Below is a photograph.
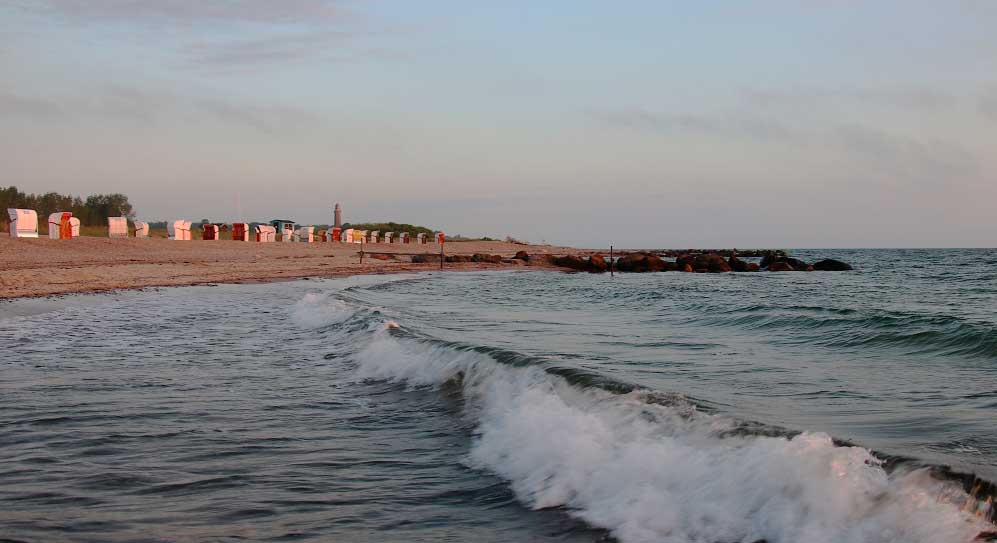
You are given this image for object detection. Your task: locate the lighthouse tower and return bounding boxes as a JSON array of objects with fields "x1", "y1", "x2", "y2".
[{"x1": 334, "y1": 203, "x2": 342, "y2": 228}]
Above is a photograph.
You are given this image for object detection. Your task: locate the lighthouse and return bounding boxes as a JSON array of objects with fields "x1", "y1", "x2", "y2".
[{"x1": 334, "y1": 203, "x2": 342, "y2": 228}]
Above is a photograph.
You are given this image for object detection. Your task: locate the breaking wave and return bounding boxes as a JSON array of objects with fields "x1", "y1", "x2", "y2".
[{"x1": 347, "y1": 321, "x2": 993, "y2": 543}]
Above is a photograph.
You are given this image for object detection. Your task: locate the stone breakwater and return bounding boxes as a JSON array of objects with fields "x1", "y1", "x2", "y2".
[{"x1": 545, "y1": 250, "x2": 854, "y2": 274}]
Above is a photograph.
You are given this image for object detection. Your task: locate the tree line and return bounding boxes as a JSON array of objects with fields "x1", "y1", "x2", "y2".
[{"x1": 1, "y1": 186, "x2": 135, "y2": 229}]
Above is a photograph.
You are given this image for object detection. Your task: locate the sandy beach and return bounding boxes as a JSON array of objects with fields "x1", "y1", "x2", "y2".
[{"x1": 0, "y1": 237, "x2": 586, "y2": 299}]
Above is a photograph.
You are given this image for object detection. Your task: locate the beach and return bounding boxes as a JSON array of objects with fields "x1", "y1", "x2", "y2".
[{"x1": 0, "y1": 237, "x2": 584, "y2": 299}]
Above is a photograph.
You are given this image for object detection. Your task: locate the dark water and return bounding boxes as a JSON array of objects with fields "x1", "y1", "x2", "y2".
[{"x1": 1, "y1": 249, "x2": 995, "y2": 542}]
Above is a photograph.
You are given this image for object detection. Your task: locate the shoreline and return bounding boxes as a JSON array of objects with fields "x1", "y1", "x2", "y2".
[{"x1": 0, "y1": 237, "x2": 581, "y2": 300}]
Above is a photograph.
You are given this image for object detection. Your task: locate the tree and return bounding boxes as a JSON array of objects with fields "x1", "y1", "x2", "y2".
[{"x1": 83, "y1": 193, "x2": 134, "y2": 224}]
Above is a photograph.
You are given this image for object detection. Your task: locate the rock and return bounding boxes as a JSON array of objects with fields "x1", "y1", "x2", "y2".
[
  {"x1": 675, "y1": 254, "x2": 696, "y2": 270},
  {"x1": 553, "y1": 255, "x2": 589, "y2": 271},
  {"x1": 769, "y1": 261, "x2": 794, "y2": 272},
  {"x1": 746, "y1": 262, "x2": 760, "y2": 272},
  {"x1": 411, "y1": 253, "x2": 441, "y2": 263},
  {"x1": 616, "y1": 252, "x2": 673, "y2": 272},
  {"x1": 783, "y1": 257, "x2": 809, "y2": 270},
  {"x1": 813, "y1": 258, "x2": 853, "y2": 271},
  {"x1": 693, "y1": 253, "x2": 731, "y2": 273},
  {"x1": 472, "y1": 253, "x2": 503, "y2": 264},
  {"x1": 728, "y1": 255, "x2": 749, "y2": 272},
  {"x1": 369, "y1": 253, "x2": 394, "y2": 261},
  {"x1": 526, "y1": 254, "x2": 555, "y2": 266},
  {"x1": 512, "y1": 250, "x2": 530, "y2": 261},
  {"x1": 760, "y1": 252, "x2": 778, "y2": 269},
  {"x1": 681, "y1": 264, "x2": 693, "y2": 273},
  {"x1": 445, "y1": 254, "x2": 474, "y2": 263},
  {"x1": 588, "y1": 254, "x2": 608, "y2": 273}
]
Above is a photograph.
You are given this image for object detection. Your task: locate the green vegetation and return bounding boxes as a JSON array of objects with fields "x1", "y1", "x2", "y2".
[
  {"x1": 1, "y1": 186, "x2": 135, "y2": 231},
  {"x1": 342, "y1": 222, "x2": 436, "y2": 237}
]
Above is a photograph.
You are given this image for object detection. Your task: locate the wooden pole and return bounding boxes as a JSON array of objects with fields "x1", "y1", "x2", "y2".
[
  {"x1": 610, "y1": 245, "x2": 614, "y2": 277},
  {"x1": 440, "y1": 237, "x2": 444, "y2": 270},
  {"x1": 360, "y1": 236, "x2": 364, "y2": 264}
]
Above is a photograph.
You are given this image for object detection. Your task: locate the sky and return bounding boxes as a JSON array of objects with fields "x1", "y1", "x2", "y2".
[{"x1": 1, "y1": 1, "x2": 995, "y2": 248}]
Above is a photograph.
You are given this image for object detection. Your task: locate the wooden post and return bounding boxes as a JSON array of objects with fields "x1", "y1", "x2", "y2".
[
  {"x1": 440, "y1": 237, "x2": 444, "y2": 270},
  {"x1": 360, "y1": 236, "x2": 365, "y2": 264},
  {"x1": 610, "y1": 245, "x2": 614, "y2": 277}
]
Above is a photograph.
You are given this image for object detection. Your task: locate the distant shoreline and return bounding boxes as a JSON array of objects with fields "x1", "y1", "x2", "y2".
[{"x1": 0, "y1": 237, "x2": 582, "y2": 300}]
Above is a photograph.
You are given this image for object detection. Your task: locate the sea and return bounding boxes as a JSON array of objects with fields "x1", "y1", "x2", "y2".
[{"x1": 1, "y1": 248, "x2": 995, "y2": 543}]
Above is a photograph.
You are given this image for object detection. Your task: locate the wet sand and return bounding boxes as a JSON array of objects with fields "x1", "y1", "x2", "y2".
[{"x1": 0, "y1": 237, "x2": 584, "y2": 299}]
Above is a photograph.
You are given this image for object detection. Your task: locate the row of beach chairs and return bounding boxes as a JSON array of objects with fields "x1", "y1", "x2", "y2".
[
  {"x1": 6, "y1": 209, "x2": 445, "y2": 244},
  {"x1": 5, "y1": 209, "x2": 143, "y2": 239}
]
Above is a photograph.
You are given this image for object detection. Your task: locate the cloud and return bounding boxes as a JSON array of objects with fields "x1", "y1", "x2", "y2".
[
  {"x1": 590, "y1": 107, "x2": 979, "y2": 180},
  {"x1": 27, "y1": 0, "x2": 346, "y2": 25},
  {"x1": 743, "y1": 87, "x2": 957, "y2": 111},
  {"x1": 181, "y1": 31, "x2": 354, "y2": 67},
  {"x1": 0, "y1": 91, "x2": 65, "y2": 119},
  {"x1": 15, "y1": 0, "x2": 386, "y2": 68},
  {"x1": 591, "y1": 109, "x2": 798, "y2": 143},
  {"x1": 0, "y1": 86, "x2": 325, "y2": 134}
]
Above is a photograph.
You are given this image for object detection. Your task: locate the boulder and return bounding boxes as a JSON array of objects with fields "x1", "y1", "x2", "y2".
[
  {"x1": 527, "y1": 254, "x2": 556, "y2": 266},
  {"x1": 588, "y1": 254, "x2": 609, "y2": 273},
  {"x1": 512, "y1": 250, "x2": 530, "y2": 261},
  {"x1": 759, "y1": 250, "x2": 790, "y2": 269},
  {"x1": 472, "y1": 253, "x2": 503, "y2": 264},
  {"x1": 728, "y1": 255, "x2": 749, "y2": 272},
  {"x1": 411, "y1": 253, "x2": 441, "y2": 263},
  {"x1": 369, "y1": 253, "x2": 394, "y2": 261},
  {"x1": 813, "y1": 258, "x2": 853, "y2": 271},
  {"x1": 769, "y1": 261, "x2": 794, "y2": 272},
  {"x1": 681, "y1": 264, "x2": 694, "y2": 273},
  {"x1": 693, "y1": 253, "x2": 732, "y2": 273},
  {"x1": 783, "y1": 257, "x2": 809, "y2": 270},
  {"x1": 445, "y1": 254, "x2": 474, "y2": 263},
  {"x1": 746, "y1": 262, "x2": 760, "y2": 272},
  {"x1": 675, "y1": 254, "x2": 696, "y2": 270},
  {"x1": 616, "y1": 252, "x2": 673, "y2": 272},
  {"x1": 553, "y1": 255, "x2": 590, "y2": 272}
]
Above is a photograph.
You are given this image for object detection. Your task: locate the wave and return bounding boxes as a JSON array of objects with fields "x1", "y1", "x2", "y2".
[
  {"x1": 346, "y1": 321, "x2": 993, "y2": 543},
  {"x1": 681, "y1": 305, "x2": 997, "y2": 360}
]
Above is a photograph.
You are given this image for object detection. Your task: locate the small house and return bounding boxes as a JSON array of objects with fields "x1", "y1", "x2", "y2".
[
  {"x1": 69, "y1": 217, "x2": 80, "y2": 238},
  {"x1": 384, "y1": 232, "x2": 394, "y2": 244},
  {"x1": 47, "y1": 212, "x2": 73, "y2": 239},
  {"x1": 358, "y1": 230, "x2": 368, "y2": 244},
  {"x1": 108, "y1": 217, "x2": 129, "y2": 238},
  {"x1": 270, "y1": 220, "x2": 296, "y2": 242},
  {"x1": 133, "y1": 221, "x2": 149, "y2": 238},
  {"x1": 7, "y1": 209, "x2": 38, "y2": 238},
  {"x1": 399, "y1": 232, "x2": 410, "y2": 244},
  {"x1": 330, "y1": 227, "x2": 342, "y2": 242},
  {"x1": 168, "y1": 220, "x2": 192, "y2": 240},
  {"x1": 416, "y1": 232, "x2": 427, "y2": 244},
  {"x1": 202, "y1": 224, "x2": 220, "y2": 240},
  {"x1": 369, "y1": 230, "x2": 379, "y2": 244},
  {"x1": 232, "y1": 223, "x2": 249, "y2": 241},
  {"x1": 255, "y1": 224, "x2": 276, "y2": 242},
  {"x1": 293, "y1": 226, "x2": 314, "y2": 242}
]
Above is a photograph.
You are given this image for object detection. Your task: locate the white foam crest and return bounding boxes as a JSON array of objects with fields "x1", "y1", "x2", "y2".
[
  {"x1": 290, "y1": 292, "x2": 357, "y2": 329},
  {"x1": 353, "y1": 332, "x2": 990, "y2": 543}
]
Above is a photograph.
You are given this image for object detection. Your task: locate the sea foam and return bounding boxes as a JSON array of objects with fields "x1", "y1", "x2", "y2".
[
  {"x1": 290, "y1": 292, "x2": 357, "y2": 329},
  {"x1": 354, "y1": 328, "x2": 990, "y2": 543}
]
